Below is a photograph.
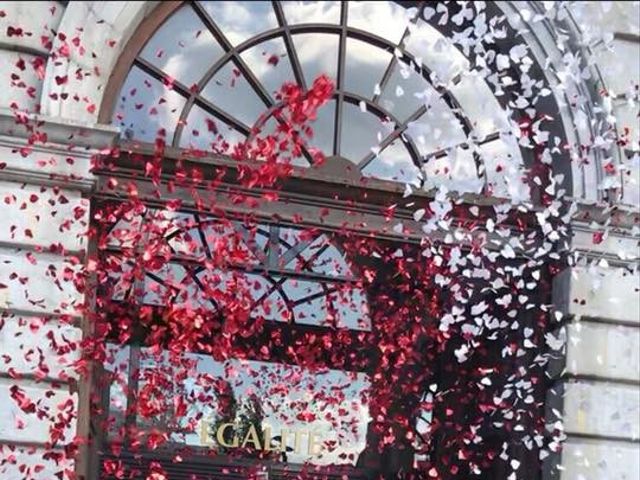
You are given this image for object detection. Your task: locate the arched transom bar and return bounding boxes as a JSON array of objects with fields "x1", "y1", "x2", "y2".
[{"x1": 109, "y1": 1, "x2": 536, "y2": 200}]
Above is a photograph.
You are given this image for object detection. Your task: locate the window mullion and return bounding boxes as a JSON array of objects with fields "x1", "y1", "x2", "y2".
[
  {"x1": 333, "y1": 2, "x2": 349, "y2": 157},
  {"x1": 267, "y1": 225, "x2": 280, "y2": 269},
  {"x1": 372, "y1": 2, "x2": 425, "y2": 104},
  {"x1": 358, "y1": 104, "x2": 427, "y2": 170},
  {"x1": 134, "y1": 56, "x2": 252, "y2": 138},
  {"x1": 272, "y1": 0, "x2": 307, "y2": 90},
  {"x1": 191, "y1": 0, "x2": 275, "y2": 108},
  {"x1": 124, "y1": 345, "x2": 141, "y2": 448}
]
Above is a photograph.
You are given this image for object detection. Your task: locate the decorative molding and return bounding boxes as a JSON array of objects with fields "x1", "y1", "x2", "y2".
[
  {"x1": 0, "y1": 108, "x2": 119, "y2": 149},
  {"x1": 0, "y1": 109, "x2": 119, "y2": 191}
]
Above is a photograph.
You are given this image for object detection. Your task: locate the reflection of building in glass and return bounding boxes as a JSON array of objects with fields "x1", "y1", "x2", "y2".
[{"x1": 105, "y1": 345, "x2": 370, "y2": 466}]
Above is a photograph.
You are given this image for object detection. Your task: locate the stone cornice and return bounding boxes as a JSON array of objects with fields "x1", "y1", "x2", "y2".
[
  {"x1": 0, "y1": 109, "x2": 119, "y2": 151},
  {"x1": 0, "y1": 109, "x2": 120, "y2": 191},
  {"x1": 569, "y1": 198, "x2": 640, "y2": 232}
]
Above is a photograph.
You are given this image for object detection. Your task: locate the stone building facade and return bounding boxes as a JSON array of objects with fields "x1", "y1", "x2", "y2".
[{"x1": 0, "y1": 2, "x2": 637, "y2": 479}]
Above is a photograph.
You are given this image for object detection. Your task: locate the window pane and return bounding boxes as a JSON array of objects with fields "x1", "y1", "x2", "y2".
[
  {"x1": 239, "y1": 37, "x2": 296, "y2": 96},
  {"x1": 180, "y1": 106, "x2": 248, "y2": 153},
  {"x1": 105, "y1": 255, "x2": 133, "y2": 301},
  {"x1": 344, "y1": 38, "x2": 392, "y2": 99},
  {"x1": 423, "y1": 147, "x2": 483, "y2": 194},
  {"x1": 481, "y1": 138, "x2": 530, "y2": 201},
  {"x1": 142, "y1": 263, "x2": 187, "y2": 306},
  {"x1": 593, "y1": 39, "x2": 640, "y2": 94},
  {"x1": 617, "y1": 101, "x2": 640, "y2": 206},
  {"x1": 379, "y1": 61, "x2": 432, "y2": 122},
  {"x1": 309, "y1": 240, "x2": 353, "y2": 278},
  {"x1": 201, "y1": 62, "x2": 267, "y2": 127},
  {"x1": 114, "y1": 66, "x2": 186, "y2": 143},
  {"x1": 252, "y1": 116, "x2": 311, "y2": 167},
  {"x1": 282, "y1": 233, "x2": 352, "y2": 278},
  {"x1": 362, "y1": 139, "x2": 422, "y2": 186},
  {"x1": 340, "y1": 102, "x2": 387, "y2": 163},
  {"x1": 106, "y1": 214, "x2": 145, "y2": 249},
  {"x1": 329, "y1": 285, "x2": 371, "y2": 331},
  {"x1": 139, "y1": 5, "x2": 224, "y2": 87},
  {"x1": 201, "y1": 1, "x2": 278, "y2": 46},
  {"x1": 307, "y1": 99, "x2": 336, "y2": 155},
  {"x1": 283, "y1": 1, "x2": 341, "y2": 25},
  {"x1": 405, "y1": 19, "x2": 469, "y2": 85},
  {"x1": 348, "y1": 1, "x2": 413, "y2": 44},
  {"x1": 449, "y1": 74, "x2": 511, "y2": 140},
  {"x1": 284, "y1": 277, "x2": 325, "y2": 303},
  {"x1": 292, "y1": 33, "x2": 339, "y2": 85},
  {"x1": 108, "y1": 349, "x2": 371, "y2": 465},
  {"x1": 104, "y1": 344, "x2": 130, "y2": 440},
  {"x1": 622, "y1": 153, "x2": 640, "y2": 207},
  {"x1": 405, "y1": 100, "x2": 467, "y2": 157}
]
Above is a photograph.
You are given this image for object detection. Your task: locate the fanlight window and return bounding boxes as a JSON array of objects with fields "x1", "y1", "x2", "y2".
[
  {"x1": 103, "y1": 209, "x2": 370, "y2": 331},
  {"x1": 112, "y1": 1, "x2": 529, "y2": 199}
]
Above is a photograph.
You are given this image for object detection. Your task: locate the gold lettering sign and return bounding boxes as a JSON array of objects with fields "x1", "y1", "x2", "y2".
[
  {"x1": 200, "y1": 421, "x2": 323, "y2": 455},
  {"x1": 241, "y1": 424, "x2": 262, "y2": 449},
  {"x1": 215, "y1": 423, "x2": 238, "y2": 448}
]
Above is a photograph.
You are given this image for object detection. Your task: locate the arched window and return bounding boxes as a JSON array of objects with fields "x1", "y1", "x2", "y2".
[
  {"x1": 104, "y1": 209, "x2": 370, "y2": 330},
  {"x1": 93, "y1": 2, "x2": 564, "y2": 478},
  {"x1": 105, "y1": 1, "x2": 556, "y2": 201}
]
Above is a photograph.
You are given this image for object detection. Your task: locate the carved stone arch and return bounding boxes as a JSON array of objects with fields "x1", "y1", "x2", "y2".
[
  {"x1": 89, "y1": 1, "x2": 581, "y2": 201},
  {"x1": 30, "y1": 1, "x2": 611, "y2": 203},
  {"x1": 497, "y1": 1, "x2": 608, "y2": 203},
  {"x1": 30, "y1": 0, "x2": 619, "y2": 206},
  {"x1": 39, "y1": 1, "x2": 159, "y2": 124}
]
